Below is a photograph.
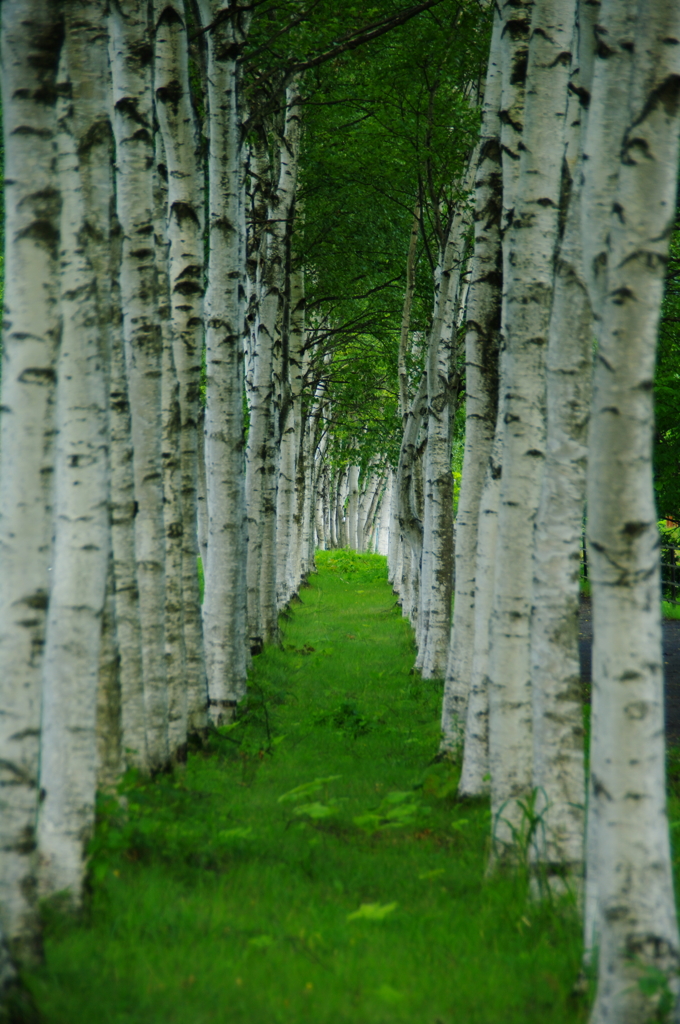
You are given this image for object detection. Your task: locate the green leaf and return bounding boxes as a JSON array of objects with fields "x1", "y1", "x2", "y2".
[
  {"x1": 277, "y1": 776, "x2": 342, "y2": 804},
  {"x1": 347, "y1": 901, "x2": 398, "y2": 922},
  {"x1": 217, "y1": 827, "x2": 253, "y2": 842},
  {"x1": 292, "y1": 801, "x2": 338, "y2": 819},
  {"x1": 375, "y1": 983, "x2": 404, "y2": 1004},
  {"x1": 382, "y1": 790, "x2": 413, "y2": 805},
  {"x1": 450, "y1": 819, "x2": 470, "y2": 833}
]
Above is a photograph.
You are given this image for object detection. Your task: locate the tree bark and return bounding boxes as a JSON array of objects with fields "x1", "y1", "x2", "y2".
[
  {"x1": 155, "y1": 131, "x2": 188, "y2": 763},
  {"x1": 96, "y1": 559, "x2": 122, "y2": 791},
  {"x1": 154, "y1": 0, "x2": 208, "y2": 736},
  {"x1": 580, "y1": 0, "x2": 643, "y2": 956},
  {"x1": 0, "y1": 0, "x2": 62, "y2": 961},
  {"x1": 418, "y1": 167, "x2": 474, "y2": 680},
  {"x1": 488, "y1": 0, "x2": 576, "y2": 857},
  {"x1": 458, "y1": 427, "x2": 502, "y2": 795},
  {"x1": 37, "y1": 0, "x2": 112, "y2": 904},
  {"x1": 109, "y1": 269, "x2": 148, "y2": 771},
  {"x1": 245, "y1": 84, "x2": 302, "y2": 646},
  {"x1": 110, "y1": 0, "x2": 169, "y2": 770},
  {"x1": 395, "y1": 376, "x2": 428, "y2": 626},
  {"x1": 198, "y1": 0, "x2": 249, "y2": 721},
  {"x1": 440, "y1": 5, "x2": 502, "y2": 749},
  {"x1": 529, "y1": 0, "x2": 594, "y2": 890},
  {"x1": 583, "y1": 2, "x2": 680, "y2": 1018},
  {"x1": 276, "y1": 266, "x2": 305, "y2": 606}
]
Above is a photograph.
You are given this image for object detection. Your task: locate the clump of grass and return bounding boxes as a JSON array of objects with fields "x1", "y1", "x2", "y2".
[
  {"x1": 662, "y1": 600, "x2": 680, "y2": 620},
  {"x1": 29, "y1": 553, "x2": 588, "y2": 1024}
]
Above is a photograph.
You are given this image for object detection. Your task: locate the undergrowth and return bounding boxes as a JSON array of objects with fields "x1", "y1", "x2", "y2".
[{"x1": 30, "y1": 551, "x2": 592, "y2": 1023}]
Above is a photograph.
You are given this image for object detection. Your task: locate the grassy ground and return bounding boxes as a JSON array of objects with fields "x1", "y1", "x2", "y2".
[{"x1": 28, "y1": 550, "x2": 678, "y2": 1024}]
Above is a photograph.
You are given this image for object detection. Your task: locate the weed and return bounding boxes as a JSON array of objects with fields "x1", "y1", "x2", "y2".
[
  {"x1": 315, "y1": 701, "x2": 373, "y2": 737},
  {"x1": 634, "y1": 963, "x2": 676, "y2": 1023}
]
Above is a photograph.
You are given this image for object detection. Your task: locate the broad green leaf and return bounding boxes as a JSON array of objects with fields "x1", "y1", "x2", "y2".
[
  {"x1": 375, "y1": 983, "x2": 404, "y2": 1004},
  {"x1": 277, "y1": 776, "x2": 342, "y2": 803},
  {"x1": 382, "y1": 790, "x2": 414, "y2": 805},
  {"x1": 347, "y1": 902, "x2": 398, "y2": 922},
  {"x1": 293, "y1": 802, "x2": 338, "y2": 819},
  {"x1": 217, "y1": 827, "x2": 253, "y2": 842}
]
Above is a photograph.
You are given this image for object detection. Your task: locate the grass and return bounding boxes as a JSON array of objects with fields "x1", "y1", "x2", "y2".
[
  {"x1": 26, "y1": 551, "x2": 632, "y2": 1023},
  {"x1": 662, "y1": 600, "x2": 680, "y2": 620}
]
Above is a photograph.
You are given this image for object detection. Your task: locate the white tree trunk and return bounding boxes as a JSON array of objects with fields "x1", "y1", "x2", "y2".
[
  {"x1": 583, "y1": 2, "x2": 680, "y2": 1018},
  {"x1": 418, "y1": 170, "x2": 475, "y2": 680},
  {"x1": 0, "y1": 0, "x2": 61, "y2": 960},
  {"x1": 196, "y1": 406, "x2": 208, "y2": 572},
  {"x1": 155, "y1": 135, "x2": 188, "y2": 763},
  {"x1": 396, "y1": 376, "x2": 427, "y2": 613},
  {"x1": 109, "y1": 283, "x2": 148, "y2": 771},
  {"x1": 337, "y1": 467, "x2": 349, "y2": 548},
  {"x1": 377, "y1": 472, "x2": 393, "y2": 556},
  {"x1": 347, "y1": 465, "x2": 360, "y2": 550},
  {"x1": 110, "y1": 0, "x2": 168, "y2": 770},
  {"x1": 488, "y1": 0, "x2": 575, "y2": 857},
  {"x1": 37, "y1": 0, "x2": 111, "y2": 903},
  {"x1": 388, "y1": 471, "x2": 402, "y2": 584},
  {"x1": 277, "y1": 267, "x2": 305, "y2": 606},
  {"x1": 199, "y1": 0, "x2": 249, "y2": 721},
  {"x1": 440, "y1": 6, "x2": 502, "y2": 747},
  {"x1": 246, "y1": 85, "x2": 302, "y2": 646},
  {"x1": 96, "y1": 560, "x2": 122, "y2": 791},
  {"x1": 580, "y1": 0, "x2": 644, "y2": 955},
  {"x1": 360, "y1": 473, "x2": 384, "y2": 553},
  {"x1": 154, "y1": 0, "x2": 208, "y2": 736},
  {"x1": 458, "y1": 429, "x2": 502, "y2": 795},
  {"x1": 529, "y1": 4, "x2": 594, "y2": 888}
]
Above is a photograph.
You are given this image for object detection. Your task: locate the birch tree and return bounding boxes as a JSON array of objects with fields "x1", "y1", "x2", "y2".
[
  {"x1": 37, "y1": 0, "x2": 112, "y2": 902},
  {"x1": 155, "y1": 138, "x2": 188, "y2": 762},
  {"x1": 582, "y1": 1, "x2": 680, "y2": 1017},
  {"x1": 109, "y1": 272, "x2": 148, "y2": 770},
  {"x1": 110, "y1": 0, "x2": 169, "y2": 769},
  {"x1": 276, "y1": 267, "x2": 306, "y2": 607},
  {"x1": 245, "y1": 82, "x2": 302, "y2": 648},
  {"x1": 529, "y1": 0, "x2": 595, "y2": 888},
  {"x1": 487, "y1": 0, "x2": 576, "y2": 856},
  {"x1": 198, "y1": 0, "x2": 249, "y2": 722},
  {"x1": 154, "y1": 0, "x2": 209, "y2": 742},
  {"x1": 417, "y1": 167, "x2": 474, "y2": 680},
  {"x1": 440, "y1": 4, "x2": 502, "y2": 753},
  {"x1": 0, "y1": 0, "x2": 62, "y2": 960}
]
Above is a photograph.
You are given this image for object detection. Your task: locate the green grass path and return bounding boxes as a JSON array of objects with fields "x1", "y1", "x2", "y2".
[{"x1": 29, "y1": 551, "x2": 587, "y2": 1023}]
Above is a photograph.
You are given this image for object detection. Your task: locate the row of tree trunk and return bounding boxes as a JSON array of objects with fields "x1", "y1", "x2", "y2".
[
  {"x1": 363, "y1": 2, "x2": 680, "y2": 1020},
  {"x1": 314, "y1": 1, "x2": 680, "y2": 1019},
  {"x1": 0, "y1": 0, "x2": 328, "y2": 985},
  {"x1": 1, "y1": 1, "x2": 680, "y2": 1021}
]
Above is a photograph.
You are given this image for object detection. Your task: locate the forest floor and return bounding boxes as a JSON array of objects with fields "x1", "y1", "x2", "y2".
[{"x1": 26, "y1": 552, "x2": 679, "y2": 1024}]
